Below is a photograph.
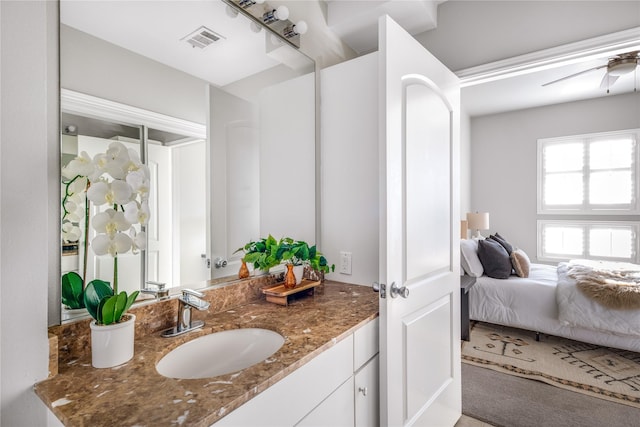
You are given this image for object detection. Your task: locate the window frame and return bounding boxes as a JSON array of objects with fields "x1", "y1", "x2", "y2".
[
  {"x1": 537, "y1": 219, "x2": 640, "y2": 263},
  {"x1": 537, "y1": 129, "x2": 640, "y2": 215}
]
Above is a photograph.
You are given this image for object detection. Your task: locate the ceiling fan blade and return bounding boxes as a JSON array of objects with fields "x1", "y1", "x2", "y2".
[
  {"x1": 599, "y1": 73, "x2": 620, "y2": 90},
  {"x1": 542, "y1": 64, "x2": 607, "y2": 87}
]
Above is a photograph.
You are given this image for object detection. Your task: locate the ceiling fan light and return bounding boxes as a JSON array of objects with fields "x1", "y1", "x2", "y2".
[{"x1": 608, "y1": 59, "x2": 637, "y2": 77}]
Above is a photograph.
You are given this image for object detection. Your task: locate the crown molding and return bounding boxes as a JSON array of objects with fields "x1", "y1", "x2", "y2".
[
  {"x1": 60, "y1": 89, "x2": 207, "y2": 139},
  {"x1": 457, "y1": 27, "x2": 640, "y2": 87}
]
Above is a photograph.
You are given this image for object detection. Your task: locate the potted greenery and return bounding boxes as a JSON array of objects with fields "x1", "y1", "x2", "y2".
[
  {"x1": 84, "y1": 279, "x2": 139, "y2": 368},
  {"x1": 279, "y1": 237, "x2": 335, "y2": 285},
  {"x1": 61, "y1": 140, "x2": 149, "y2": 368},
  {"x1": 234, "y1": 234, "x2": 282, "y2": 275},
  {"x1": 61, "y1": 271, "x2": 85, "y2": 310}
]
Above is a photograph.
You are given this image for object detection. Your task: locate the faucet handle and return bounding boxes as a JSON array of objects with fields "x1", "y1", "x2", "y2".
[
  {"x1": 180, "y1": 289, "x2": 210, "y2": 311},
  {"x1": 182, "y1": 288, "x2": 204, "y2": 298},
  {"x1": 142, "y1": 281, "x2": 169, "y2": 299}
]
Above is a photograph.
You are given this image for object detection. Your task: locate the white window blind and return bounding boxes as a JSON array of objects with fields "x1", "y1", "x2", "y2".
[
  {"x1": 537, "y1": 220, "x2": 639, "y2": 263},
  {"x1": 537, "y1": 130, "x2": 640, "y2": 214}
]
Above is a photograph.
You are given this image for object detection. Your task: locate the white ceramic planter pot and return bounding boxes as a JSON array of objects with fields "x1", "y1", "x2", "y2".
[
  {"x1": 293, "y1": 265, "x2": 304, "y2": 285},
  {"x1": 253, "y1": 268, "x2": 269, "y2": 276},
  {"x1": 90, "y1": 314, "x2": 136, "y2": 368}
]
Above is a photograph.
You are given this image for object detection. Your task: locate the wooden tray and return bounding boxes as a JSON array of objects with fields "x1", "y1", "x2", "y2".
[{"x1": 262, "y1": 279, "x2": 322, "y2": 306}]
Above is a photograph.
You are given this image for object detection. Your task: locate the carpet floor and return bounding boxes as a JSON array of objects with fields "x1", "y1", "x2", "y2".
[
  {"x1": 462, "y1": 363, "x2": 640, "y2": 427},
  {"x1": 462, "y1": 322, "x2": 640, "y2": 408}
]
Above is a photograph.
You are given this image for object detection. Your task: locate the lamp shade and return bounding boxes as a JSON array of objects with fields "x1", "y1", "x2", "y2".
[{"x1": 466, "y1": 212, "x2": 489, "y2": 232}]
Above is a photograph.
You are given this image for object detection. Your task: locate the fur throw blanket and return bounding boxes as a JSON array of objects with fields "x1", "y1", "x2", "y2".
[{"x1": 566, "y1": 260, "x2": 640, "y2": 310}]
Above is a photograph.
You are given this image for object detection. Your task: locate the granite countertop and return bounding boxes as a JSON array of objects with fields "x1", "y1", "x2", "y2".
[{"x1": 35, "y1": 281, "x2": 378, "y2": 427}]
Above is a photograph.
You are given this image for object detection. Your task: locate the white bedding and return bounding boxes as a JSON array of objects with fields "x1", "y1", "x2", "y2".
[
  {"x1": 469, "y1": 263, "x2": 560, "y2": 334},
  {"x1": 556, "y1": 261, "x2": 640, "y2": 337},
  {"x1": 468, "y1": 263, "x2": 640, "y2": 352}
]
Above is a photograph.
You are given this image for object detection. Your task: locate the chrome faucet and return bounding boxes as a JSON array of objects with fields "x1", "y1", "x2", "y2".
[
  {"x1": 141, "y1": 281, "x2": 169, "y2": 299},
  {"x1": 161, "y1": 289, "x2": 210, "y2": 338}
]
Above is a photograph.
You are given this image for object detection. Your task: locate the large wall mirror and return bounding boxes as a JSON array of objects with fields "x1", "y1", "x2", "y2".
[{"x1": 54, "y1": 0, "x2": 316, "y2": 325}]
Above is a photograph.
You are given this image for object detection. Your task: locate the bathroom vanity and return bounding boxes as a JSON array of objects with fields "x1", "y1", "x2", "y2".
[{"x1": 36, "y1": 281, "x2": 379, "y2": 426}]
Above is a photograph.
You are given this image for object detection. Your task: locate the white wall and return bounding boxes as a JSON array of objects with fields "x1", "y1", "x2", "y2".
[
  {"x1": 470, "y1": 92, "x2": 640, "y2": 260},
  {"x1": 259, "y1": 74, "x2": 316, "y2": 244},
  {"x1": 321, "y1": 53, "x2": 379, "y2": 286},
  {"x1": 61, "y1": 25, "x2": 207, "y2": 124},
  {"x1": 1, "y1": 1, "x2": 57, "y2": 425}
]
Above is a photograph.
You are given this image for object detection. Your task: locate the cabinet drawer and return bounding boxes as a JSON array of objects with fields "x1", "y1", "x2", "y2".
[
  {"x1": 295, "y1": 377, "x2": 355, "y2": 427},
  {"x1": 353, "y1": 317, "x2": 379, "y2": 371},
  {"x1": 355, "y1": 354, "x2": 379, "y2": 427}
]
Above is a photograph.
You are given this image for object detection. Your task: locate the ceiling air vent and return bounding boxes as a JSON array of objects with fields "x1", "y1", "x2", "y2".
[{"x1": 181, "y1": 26, "x2": 224, "y2": 49}]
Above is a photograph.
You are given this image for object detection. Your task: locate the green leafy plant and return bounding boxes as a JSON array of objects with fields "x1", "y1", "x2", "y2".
[
  {"x1": 279, "y1": 237, "x2": 335, "y2": 273},
  {"x1": 83, "y1": 279, "x2": 139, "y2": 326},
  {"x1": 61, "y1": 271, "x2": 85, "y2": 309},
  {"x1": 234, "y1": 234, "x2": 282, "y2": 272}
]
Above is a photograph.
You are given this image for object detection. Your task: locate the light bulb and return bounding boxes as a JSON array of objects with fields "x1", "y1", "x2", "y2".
[
  {"x1": 283, "y1": 21, "x2": 308, "y2": 38},
  {"x1": 255, "y1": 0, "x2": 265, "y2": 3},
  {"x1": 275, "y1": 5, "x2": 289, "y2": 20},
  {"x1": 294, "y1": 20, "x2": 307, "y2": 35}
]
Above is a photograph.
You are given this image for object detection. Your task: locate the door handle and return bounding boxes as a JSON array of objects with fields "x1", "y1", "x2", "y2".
[{"x1": 389, "y1": 282, "x2": 409, "y2": 298}]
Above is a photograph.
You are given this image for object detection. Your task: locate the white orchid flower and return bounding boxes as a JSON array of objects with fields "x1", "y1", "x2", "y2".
[
  {"x1": 123, "y1": 200, "x2": 150, "y2": 225},
  {"x1": 62, "y1": 151, "x2": 95, "y2": 179},
  {"x1": 62, "y1": 221, "x2": 81, "y2": 242},
  {"x1": 68, "y1": 192, "x2": 85, "y2": 205},
  {"x1": 129, "y1": 228, "x2": 147, "y2": 254},
  {"x1": 91, "y1": 232, "x2": 132, "y2": 257},
  {"x1": 87, "y1": 180, "x2": 133, "y2": 206},
  {"x1": 63, "y1": 199, "x2": 84, "y2": 222},
  {"x1": 67, "y1": 176, "x2": 88, "y2": 195},
  {"x1": 126, "y1": 148, "x2": 144, "y2": 172},
  {"x1": 126, "y1": 168, "x2": 150, "y2": 198},
  {"x1": 104, "y1": 141, "x2": 131, "y2": 179},
  {"x1": 92, "y1": 208, "x2": 131, "y2": 238}
]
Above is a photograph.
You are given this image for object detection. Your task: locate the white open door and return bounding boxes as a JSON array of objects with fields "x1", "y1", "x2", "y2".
[{"x1": 378, "y1": 16, "x2": 461, "y2": 426}]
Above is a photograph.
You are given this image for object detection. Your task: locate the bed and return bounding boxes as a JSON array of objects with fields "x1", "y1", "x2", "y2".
[{"x1": 461, "y1": 239, "x2": 640, "y2": 352}]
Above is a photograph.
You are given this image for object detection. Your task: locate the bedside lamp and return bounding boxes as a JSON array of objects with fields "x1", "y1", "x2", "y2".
[{"x1": 467, "y1": 212, "x2": 489, "y2": 239}]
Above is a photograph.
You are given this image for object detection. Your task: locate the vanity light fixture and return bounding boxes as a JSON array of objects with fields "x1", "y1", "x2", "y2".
[
  {"x1": 283, "y1": 20, "x2": 308, "y2": 38},
  {"x1": 262, "y1": 5, "x2": 289, "y2": 24},
  {"x1": 238, "y1": 0, "x2": 256, "y2": 8}
]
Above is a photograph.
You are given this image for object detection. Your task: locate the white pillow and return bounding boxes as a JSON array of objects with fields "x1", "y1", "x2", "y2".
[{"x1": 460, "y1": 239, "x2": 484, "y2": 277}]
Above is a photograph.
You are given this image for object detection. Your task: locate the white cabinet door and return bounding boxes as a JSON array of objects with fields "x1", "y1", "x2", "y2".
[
  {"x1": 213, "y1": 336, "x2": 353, "y2": 427},
  {"x1": 378, "y1": 15, "x2": 461, "y2": 426},
  {"x1": 355, "y1": 354, "x2": 379, "y2": 427},
  {"x1": 296, "y1": 377, "x2": 355, "y2": 427}
]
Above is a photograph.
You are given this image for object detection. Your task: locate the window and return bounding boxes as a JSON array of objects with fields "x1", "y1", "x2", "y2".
[
  {"x1": 537, "y1": 220, "x2": 639, "y2": 263},
  {"x1": 537, "y1": 130, "x2": 640, "y2": 214}
]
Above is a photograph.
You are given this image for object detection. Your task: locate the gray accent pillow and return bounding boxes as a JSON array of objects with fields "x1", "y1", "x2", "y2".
[
  {"x1": 477, "y1": 238, "x2": 512, "y2": 279},
  {"x1": 489, "y1": 233, "x2": 513, "y2": 255}
]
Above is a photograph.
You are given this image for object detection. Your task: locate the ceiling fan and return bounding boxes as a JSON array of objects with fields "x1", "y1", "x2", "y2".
[{"x1": 542, "y1": 50, "x2": 639, "y2": 92}]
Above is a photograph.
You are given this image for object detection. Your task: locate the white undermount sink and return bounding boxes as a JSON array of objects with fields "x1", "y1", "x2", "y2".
[{"x1": 156, "y1": 328, "x2": 285, "y2": 379}]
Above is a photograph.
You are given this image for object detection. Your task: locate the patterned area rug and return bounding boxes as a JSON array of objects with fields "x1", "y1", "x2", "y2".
[{"x1": 462, "y1": 322, "x2": 640, "y2": 408}]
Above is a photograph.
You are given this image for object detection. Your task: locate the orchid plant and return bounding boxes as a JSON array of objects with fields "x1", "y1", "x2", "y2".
[{"x1": 61, "y1": 141, "x2": 148, "y2": 324}]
